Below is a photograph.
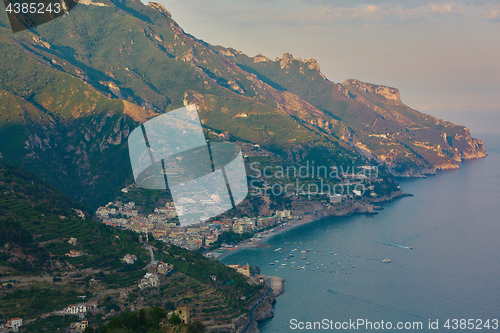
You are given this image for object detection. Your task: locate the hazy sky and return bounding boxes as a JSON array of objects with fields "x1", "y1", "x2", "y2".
[{"x1": 154, "y1": 0, "x2": 500, "y2": 113}]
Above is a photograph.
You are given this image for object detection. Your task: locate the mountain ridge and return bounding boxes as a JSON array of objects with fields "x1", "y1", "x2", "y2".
[
  {"x1": 220, "y1": 48, "x2": 486, "y2": 174},
  {"x1": 0, "y1": 0, "x2": 486, "y2": 207}
]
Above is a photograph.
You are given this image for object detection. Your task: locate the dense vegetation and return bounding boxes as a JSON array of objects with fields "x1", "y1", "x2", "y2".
[
  {"x1": 161, "y1": 244, "x2": 264, "y2": 306},
  {"x1": 97, "y1": 307, "x2": 204, "y2": 333},
  {"x1": 0, "y1": 163, "x2": 264, "y2": 329},
  {"x1": 0, "y1": 162, "x2": 149, "y2": 275}
]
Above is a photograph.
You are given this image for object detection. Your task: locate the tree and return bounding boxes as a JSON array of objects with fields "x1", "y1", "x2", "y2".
[
  {"x1": 187, "y1": 321, "x2": 204, "y2": 333},
  {"x1": 249, "y1": 265, "x2": 260, "y2": 276},
  {"x1": 169, "y1": 312, "x2": 182, "y2": 325},
  {"x1": 139, "y1": 308, "x2": 146, "y2": 326},
  {"x1": 165, "y1": 301, "x2": 176, "y2": 312},
  {"x1": 84, "y1": 327, "x2": 94, "y2": 333}
]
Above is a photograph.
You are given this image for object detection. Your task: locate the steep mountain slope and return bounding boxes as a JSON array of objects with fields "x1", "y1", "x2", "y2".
[
  {"x1": 0, "y1": 0, "x2": 486, "y2": 208},
  {"x1": 0, "y1": 0, "x2": 359, "y2": 207},
  {"x1": 223, "y1": 51, "x2": 487, "y2": 175}
]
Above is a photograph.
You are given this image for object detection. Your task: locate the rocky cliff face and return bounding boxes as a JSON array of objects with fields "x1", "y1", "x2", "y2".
[
  {"x1": 220, "y1": 49, "x2": 487, "y2": 176},
  {"x1": 265, "y1": 276, "x2": 285, "y2": 297},
  {"x1": 343, "y1": 79, "x2": 401, "y2": 102},
  {"x1": 254, "y1": 296, "x2": 276, "y2": 322}
]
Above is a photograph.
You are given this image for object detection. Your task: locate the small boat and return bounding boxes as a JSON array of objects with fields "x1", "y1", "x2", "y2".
[
  {"x1": 275, "y1": 260, "x2": 279, "y2": 262},
  {"x1": 275, "y1": 248, "x2": 282, "y2": 252},
  {"x1": 301, "y1": 250, "x2": 307, "y2": 254},
  {"x1": 284, "y1": 258, "x2": 289, "y2": 261},
  {"x1": 288, "y1": 254, "x2": 294, "y2": 257},
  {"x1": 269, "y1": 263, "x2": 274, "y2": 265},
  {"x1": 302, "y1": 256, "x2": 307, "y2": 259},
  {"x1": 381, "y1": 259, "x2": 391, "y2": 263},
  {"x1": 281, "y1": 263, "x2": 287, "y2": 266}
]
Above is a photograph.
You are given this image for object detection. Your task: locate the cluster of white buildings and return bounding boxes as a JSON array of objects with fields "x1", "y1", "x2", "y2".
[
  {"x1": 139, "y1": 272, "x2": 159, "y2": 289},
  {"x1": 1, "y1": 303, "x2": 98, "y2": 331},
  {"x1": 64, "y1": 304, "x2": 87, "y2": 315},
  {"x1": 275, "y1": 210, "x2": 291, "y2": 219},
  {"x1": 45, "y1": 301, "x2": 98, "y2": 319}
]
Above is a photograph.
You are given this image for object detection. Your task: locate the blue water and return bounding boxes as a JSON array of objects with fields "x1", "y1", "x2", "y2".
[{"x1": 222, "y1": 133, "x2": 500, "y2": 332}]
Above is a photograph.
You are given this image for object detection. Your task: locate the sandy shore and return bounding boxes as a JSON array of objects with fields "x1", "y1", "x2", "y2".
[
  {"x1": 210, "y1": 215, "x2": 318, "y2": 260},
  {"x1": 210, "y1": 191, "x2": 410, "y2": 261}
]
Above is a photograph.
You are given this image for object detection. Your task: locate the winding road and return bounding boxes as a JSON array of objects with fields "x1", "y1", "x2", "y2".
[
  {"x1": 241, "y1": 288, "x2": 272, "y2": 333},
  {"x1": 144, "y1": 245, "x2": 158, "y2": 269}
]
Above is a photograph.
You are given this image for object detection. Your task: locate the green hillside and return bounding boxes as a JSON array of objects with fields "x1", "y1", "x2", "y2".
[
  {"x1": 0, "y1": 0, "x2": 486, "y2": 209},
  {"x1": 0, "y1": 162, "x2": 264, "y2": 329}
]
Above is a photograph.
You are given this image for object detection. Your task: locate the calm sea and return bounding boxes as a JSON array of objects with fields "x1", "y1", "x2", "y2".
[{"x1": 222, "y1": 111, "x2": 500, "y2": 332}]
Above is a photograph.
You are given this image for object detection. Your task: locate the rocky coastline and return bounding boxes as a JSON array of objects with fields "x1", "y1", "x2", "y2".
[
  {"x1": 234, "y1": 191, "x2": 411, "y2": 333},
  {"x1": 245, "y1": 277, "x2": 285, "y2": 333}
]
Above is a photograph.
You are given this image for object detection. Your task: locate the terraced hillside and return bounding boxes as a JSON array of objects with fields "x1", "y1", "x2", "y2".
[{"x1": 0, "y1": 163, "x2": 264, "y2": 330}]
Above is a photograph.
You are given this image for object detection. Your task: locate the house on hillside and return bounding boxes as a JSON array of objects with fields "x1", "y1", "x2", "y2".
[
  {"x1": 121, "y1": 254, "x2": 137, "y2": 264},
  {"x1": 70, "y1": 320, "x2": 88, "y2": 333},
  {"x1": 175, "y1": 306, "x2": 190, "y2": 324},
  {"x1": 138, "y1": 273, "x2": 159, "y2": 289},
  {"x1": 226, "y1": 263, "x2": 250, "y2": 277},
  {"x1": 6, "y1": 318, "x2": 23, "y2": 331},
  {"x1": 65, "y1": 250, "x2": 82, "y2": 257},
  {"x1": 1, "y1": 280, "x2": 17, "y2": 287},
  {"x1": 157, "y1": 262, "x2": 173, "y2": 275},
  {"x1": 65, "y1": 304, "x2": 87, "y2": 315}
]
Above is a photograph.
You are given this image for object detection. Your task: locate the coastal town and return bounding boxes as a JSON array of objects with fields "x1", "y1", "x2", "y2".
[
  {"x1": 96, "y1": 199, "x2": 294, "y2": 252},
  {"x1": 93, "y1": 163, "x2": 386, "y2": 253}
]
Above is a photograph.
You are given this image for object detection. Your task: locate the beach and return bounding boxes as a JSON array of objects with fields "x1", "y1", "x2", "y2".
[{"x1": 209, "y1": 190, "x2": 409, "y2": 260}]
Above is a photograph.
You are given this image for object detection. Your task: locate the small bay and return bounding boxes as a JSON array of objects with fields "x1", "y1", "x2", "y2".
[{"x1": 222, "y1": 132, "x2": 500, "y2": 332}]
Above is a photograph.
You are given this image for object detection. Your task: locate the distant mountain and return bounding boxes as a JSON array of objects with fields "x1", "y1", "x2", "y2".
[
  {"x1": 0, "y1": 0, "x2": 486, "y2": 207},
  {"x1": 222, "y1": 51, "x2": 487, "y2": 175}
]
